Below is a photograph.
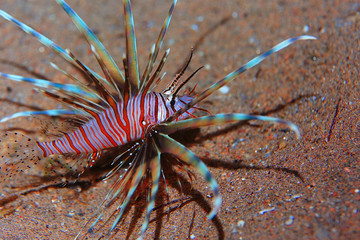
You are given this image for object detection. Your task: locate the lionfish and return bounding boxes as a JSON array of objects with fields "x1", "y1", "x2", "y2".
[{"x1": 0, "y1": 0, "x2": 315, "y2": 239}]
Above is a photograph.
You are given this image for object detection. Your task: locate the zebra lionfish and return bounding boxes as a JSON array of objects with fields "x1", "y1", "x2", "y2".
[{"x1": 0, "y1": 0, "x2": 315, "y2": 238}]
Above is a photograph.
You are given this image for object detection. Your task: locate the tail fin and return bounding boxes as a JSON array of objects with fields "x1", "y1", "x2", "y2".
[{"x1": 0, "y1": 132, "x2": 43, "y2": 182}]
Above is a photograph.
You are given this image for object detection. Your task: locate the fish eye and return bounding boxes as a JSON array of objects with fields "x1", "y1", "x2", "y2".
[{"x1": 170, "y1": 98, "x2": 175, "y2": 107}]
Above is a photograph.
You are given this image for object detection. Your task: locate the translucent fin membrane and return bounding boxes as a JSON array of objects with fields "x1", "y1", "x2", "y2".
[{"x1": 0, "y1": 132, "x2": 42, "y2": 180}]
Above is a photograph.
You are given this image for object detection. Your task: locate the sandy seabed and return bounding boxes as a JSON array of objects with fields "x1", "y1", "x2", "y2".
[{"x1": 0, "y1": 0, "x2": 359, "y2": 239}]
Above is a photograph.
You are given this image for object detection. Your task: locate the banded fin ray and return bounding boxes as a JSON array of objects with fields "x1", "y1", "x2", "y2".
[
  {"x1": 167, "y1": 35, "x2": 317, "y2": 122},
  {"x1": 90, "y1": 45, "x2": 122, "y2": 99},
  {"x1": 0, "y1": 109, "x2": 81, "y2": 123},
  {"x1": 56, "y1": 0, "x2": 125, "y2": 88},
  {"x1": 0, "y1": 72, "x2": 96, "y2": 99},
  {"x1": 160, "y1": 113, "x2": 301, "y2": 138},
  {"x1": 155, "y1": 133, "x2": 222, "y2": 220},
  {"x1": 0, "y1": 9, "x2": 105, "y2": 84},
  {"x1": 142, "y1": 49, "x2": 171, "y2": 93},
  {"x1": 123, "y1": 0, "x2": 140, "y2": 91},
  {"x1": 139, "y1": 143, "x2": 161, "y2": 239},
  {"x1": 141, "y1": 0, "x2": 177, "y2": 86},
  {"x1": 65, "y1": 50, "x2": 117, "y2": 109},
  {"x1": 41, "y1": 91, "x2": 100, "y2": 117},
  {"x1": 49, "y1": 62, "x2": 106, "y2": 104}
]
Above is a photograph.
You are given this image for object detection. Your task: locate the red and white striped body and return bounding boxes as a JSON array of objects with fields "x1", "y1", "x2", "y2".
[{"x1": 37, "y1": 92, "x2": 194, "y2": 157}]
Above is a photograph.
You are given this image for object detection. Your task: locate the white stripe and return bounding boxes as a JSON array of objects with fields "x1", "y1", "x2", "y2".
[
  {"x1": 127, "y1": 97, "x2": 136, "y2": 140},
  {"x1": 67, "y1": 132, "x2": 83, "y2": 153},
  {"x1": 59, "y1": 137, "x2": 73, "y2": 153},
  {"x1": 55, "y1": 139, "x2": 68, "y2": 153},
  {"x1": 98, "y1": 110, "x2": 119, "y2": 146},
  {"x1": 48, "y1": 142, "x2": 58, "y2": 155},
  {"x1": 90, "y1": 118, "x2": 113, "y2": 147},
  {"x1": 83, "y1": 122, "x2": 102, "y2": 151},
  {"x1": 73, "y1": 129, "x2": 92, "y2": 152},
  {"x1": 117, "y1": 102, "x2": 127, "y2": 126},
  {"x1": 40, "y1": 142, "x2": 52, "y2": 156},
  {"x1": 106, "y1": 107, "x2": 127, "y2": 144},
  {"x1": 134, "y1": 95, "x2": 142, "y2": 139}
]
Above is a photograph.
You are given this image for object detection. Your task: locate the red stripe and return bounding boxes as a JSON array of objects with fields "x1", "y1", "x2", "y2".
[
  {"x1": 113, "y1": 106, "x2": 126, "y2": 144},
  {"x1": 122, "y1": 94, "x2": 131, "y2": 143},
  {"x1": 64, "y1": 134, "x2": 81, "y2": 155},
  {"x1": 51, "y1": 140, "x2": 62, "y2": 154},
  {"x1": 36, "y1": 142, "x2": 48, "y2": 157},
  {"x1": 140, "y1": 93, "x2": 146, "y2": 137},
  {"x1": 72, "y1": 131, "x2": 88, "y2": 153},
  {"x1": 131, "y1": 95, "x2": 140, "y2": 138},
  {"x1": 111, "y1": 103, "x2": 126, "y2": 145},
  {"x1": 159, "y1": 94, "x2": 169, "y2": 120},
  {"x1": 109, "y1": 108, "x2": 126, "y2": 145},
  {"x1": 57, "y1": 139, "x2": 69, "y2": 153},
  {"x1": 93, "y1": 114, "x2": 117, "y2": 146},
  {"x1": 103, "y1": 109, "x2": 120, "y2": 143},
  {"x1": 44, "y1": 142, "x2": 55, "y2": 155},
  {"x1": 79, "y1": 127, "x2": 97, "y2": 152},
  {"x1": 88, "y1": 124, "x2": 107, "y2": 149},
  {"x1": 154, "y1": 93, "x2": 159, "y2": 123}
]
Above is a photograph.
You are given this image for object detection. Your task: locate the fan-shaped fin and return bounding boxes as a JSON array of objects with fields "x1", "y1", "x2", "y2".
[
  {"x1": 90, "y1": 45, "x2": 122, "y2": 99},
  {"x1": 0, "y1": 132, "x2": 43, "y2": 181}
]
